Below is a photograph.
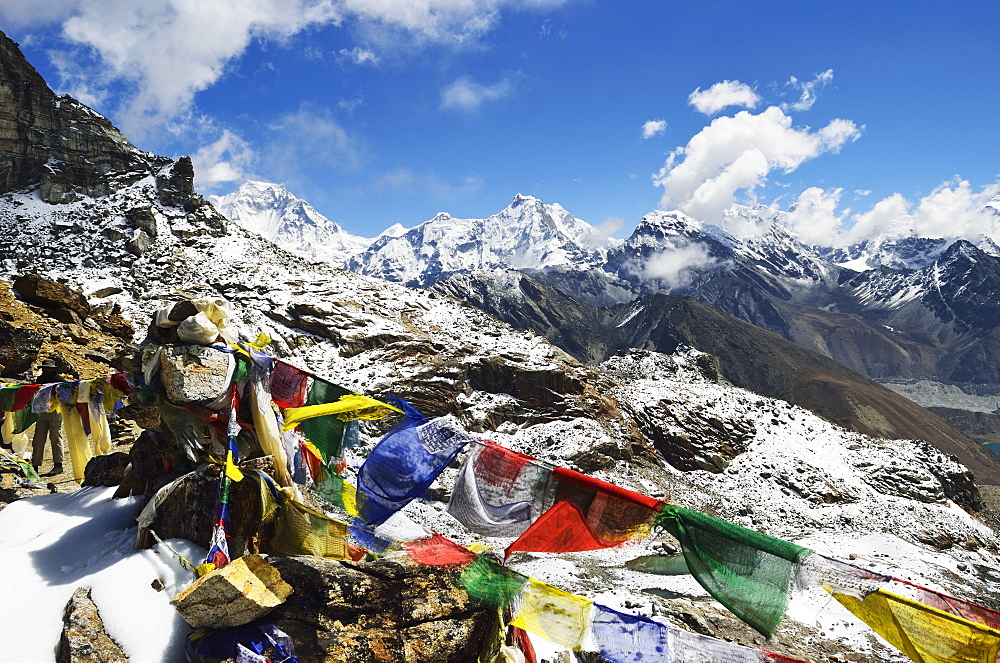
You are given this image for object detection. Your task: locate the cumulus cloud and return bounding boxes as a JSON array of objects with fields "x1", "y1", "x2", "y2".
[
  {"x1": 190, "y1": 129, "x2": 258, "y2": 189},
  {"x1": 42, "y1": 0, "x2": 343, "y2": 137},
  {"x1": 782, "y1": 69, "x2": 834, "y2": 112},
  {"x1": 440, "y1": 75, "x2": 518, "y2": 111},
  {"x1": 653, "y1": 106, "x2": 861, "y2": 223},
  {"x1": 642, "y1": 243, "x2": 721, "y2": 291},
  {"x1": 824, "y1": 179, "x2": 1000, "y2": 247},
  {"x1": 3, "y1": 0, "x2": 572, "y2": 136},
  {"x1": 641, "y1": 119, "x2": 667, "y2": 139},
  {"x1": 688, "y1": 80, "x2": 760, "y2": 115}
]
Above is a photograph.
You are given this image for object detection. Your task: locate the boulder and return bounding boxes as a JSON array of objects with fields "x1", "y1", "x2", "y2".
[
  {"x1": 0, "y1": 319, "x2": 43, "y2": 377},
  {"x1": 265, "y1": 555, "x2": 500, "y2": 663},
  {"x1": 139, "y1": 459, "x2": 277, "y2": 558},
  {"x1": 13, "y1": 273, "x2": 90, "y2": 319},
  {"x1": 159, "y1": 345, "x2": 232, "y2": 404},
  {"x1": 81, "y1": 452, "x2": 131, "y2": 487},
  {"x1": 171, "y1": 554, "x2": 293, "y2": 629},
  {"x1": 57, "y1": 587, "x2": 127, "y2": 663}
]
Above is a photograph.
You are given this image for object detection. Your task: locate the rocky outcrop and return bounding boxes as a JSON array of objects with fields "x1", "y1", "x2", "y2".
[
  {"x1": 158, "y1": 345, "x2": 233, "y2": 404},
  {"x1": 0, "y1": 33, "x2": 159, "y2": 202},
  {"x1": 265, "y1": 555, "x2": 499, "y2": 663},
  {"x1": 140, "y1": 459, "x2": 277, "y2": 558},
  {"x1": 0, "y1": 318, "x2": 42, "y2": 377},
  {"x1": 58, "y1": 587, "x2": 128, "y2": 663}
]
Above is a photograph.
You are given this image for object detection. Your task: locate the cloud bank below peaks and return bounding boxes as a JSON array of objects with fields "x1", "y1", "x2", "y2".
[{"x1": 653, "y1": 106, "x2": 861, "y2": 225}]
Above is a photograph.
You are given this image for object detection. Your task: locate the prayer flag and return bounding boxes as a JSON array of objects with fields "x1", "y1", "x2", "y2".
[
  {"x1": 447, "y1": 442, "x2": 555, "y2": 538},
  {"x1": 505, "y1": 465, "x2": 662, "y2": 556},
  {"x1": 591, "y1": 603, "x2": 670, "y2": 663},
  {"x1": 509, "y1": 578, "x2": 593, "y2": 651},
  {"x1": 356, "y1": 415, "x2": 470, "y2": 525},
  {"x1": 460, "y1": 556, "x2": 528, "y2": 609},
  {"x1": 656, "y1": 506, "x2": 811, "y2": 638},
  {"x1": 833, "y1": 588, "x2": 1000, "y2": 663},
  {"x1": 403, "y1": 533, "x2": 478, "y2": 567}
]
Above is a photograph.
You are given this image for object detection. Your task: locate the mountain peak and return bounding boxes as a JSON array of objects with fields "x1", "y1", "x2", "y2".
[
  {"x1": 509, "y1": 193, "x2": 537, "y2": 208},
  {"x1": 210, "y1": 180, "x2": 371, "y2": 264}
]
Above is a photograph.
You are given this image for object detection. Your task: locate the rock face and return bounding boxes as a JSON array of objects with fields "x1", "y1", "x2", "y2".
[
  {"x1": 58, "y1": 587, "x2": 128, "y2": 663},
  {"x1": 171, "y1": 554, "x2": 293, "y2": 629},
  {"x1": 266, "y1": 555, "x2": 500, "y2": 663},
  {"x1": 0, "y1": 33, "x2": 157, "y2": 202},
  {"x1": 141, "y1": 461, "x2": 277, "y2": 558}
]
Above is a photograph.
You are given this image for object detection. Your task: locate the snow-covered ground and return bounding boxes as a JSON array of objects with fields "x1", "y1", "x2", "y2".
[{"x1": 0, "y1": 487, "x2": 202, "y2": 662}]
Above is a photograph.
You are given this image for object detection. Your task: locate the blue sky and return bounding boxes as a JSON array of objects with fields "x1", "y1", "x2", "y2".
[{"x1": 3, "y1": 1, "x2": 999, "y2": 242}]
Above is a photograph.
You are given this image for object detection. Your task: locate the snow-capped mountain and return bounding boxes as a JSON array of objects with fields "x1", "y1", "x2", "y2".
[
  {"x1": 208, "y1": 181, "x2": 372, "y2": 265},
  {"x1": 345, "y1": 193, "x2": 618, "y2": 286}
]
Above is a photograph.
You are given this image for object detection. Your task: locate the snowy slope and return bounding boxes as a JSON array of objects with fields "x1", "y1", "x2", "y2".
[{"x1": 209, "y1": 181, "x2": 372, "y2": 265}]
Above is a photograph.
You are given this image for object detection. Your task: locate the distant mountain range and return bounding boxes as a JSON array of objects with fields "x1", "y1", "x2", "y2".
[{"x1": 214, "y1": 182, "x2": 1000, "y2": 424}]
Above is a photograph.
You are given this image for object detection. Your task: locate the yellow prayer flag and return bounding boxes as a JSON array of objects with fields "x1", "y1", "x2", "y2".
[
  {"x1": 833, "y1": 588, "x2": 1000, "y2": 663},
  {"x1": 225, "y1": 450, "x2": 244, "y2": 482},
  {"x1": 280, "y1": 393, "x2": 402, "y2": 431},
  {"x1": 341, "y1": 480, "x2": 359, "y2": 517},
  {"x1": 59, "y1": 402, "x2": 93, "y2": 483},
  {"x1": 510, "y1": 578, "x2": 593, "y2": 651}
]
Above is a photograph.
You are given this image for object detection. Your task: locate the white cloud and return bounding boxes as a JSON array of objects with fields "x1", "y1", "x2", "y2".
[
  {"x1": 911, "y1": 179, "x2": 1000, "y2": 239},
  {"x1": 642, "y1": 243, "x2": 721, "y2": 291},
  {"x1": 830, "y1": 179, "x2": 1000, "y2": 246},
  {"x1": 440, "y1": 75, "x2": 517, "y2": 111},
  {"x1": 0, "y1": 0, "x2": 85, "y2": 28},
  {"x1": 190, "y1": 129, "x2": 257, "y2": 189},
  {"x1": 688, "y1": 80, "x2": 760, "y2": 115},
  {"x1": 844, "y1": 193, "x2": 911, "y2": 245},
  {"x1": 782, "y1": 69, "x2": 834, "y2": 112},
  {"x1": 641, "y1": 119, "x2": 667, "y2": 139},
  {"x1": 10, "y1": 0, "x2": 572, "y2": 136},
  {"x1": 653, "y1": 106, "x2": 861, "y2": 223},
  {"x1": 38, "y1": 0, "x2": 342, "y2": 137},
  {"x1": 338, "y1": 46, "x2": 380, "y2": 65},
  {"x1": 785, "y1": 187, "x2": 848, "y2": 246},
  {"x1": 597, "y1": 216, "x2": 624, "y2": 237}
]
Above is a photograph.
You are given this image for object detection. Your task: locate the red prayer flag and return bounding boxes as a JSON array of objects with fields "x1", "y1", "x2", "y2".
[
  {"x1": 552, "y1": 466, "x2": 663, "y2": 510},
  {"x1": 505, "y1": 500, "x2": 612, "y2": 557},
  {"x1": 13, "y1": 384, "x2": 41, "y2": 412},
  {"x1": 403, "y1": 534, "x2": 477, "y2": 567}
]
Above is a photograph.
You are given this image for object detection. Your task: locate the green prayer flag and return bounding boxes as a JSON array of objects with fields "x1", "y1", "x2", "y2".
[
  {"x1": 12, "y1": 407, "x2": 38, "y2": 435},
  {"x1": 232, "y1": 354, "x2": 251, "y2": 383},
  {"x1": 460, "y1": 556, "x2": 529, "y2": 608},
  {"x1": 298, "y1": 378, "x2": 352, "y2": 461},
  {"x1": 656, "y1": 506, "x2": 811, "y2": 638},
  {"x1": 0, "y1": 387, "x2": 16, "y2": 412},
  {"x1": 314, "y1": 463, "x2": 348, "y2": 510}
]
